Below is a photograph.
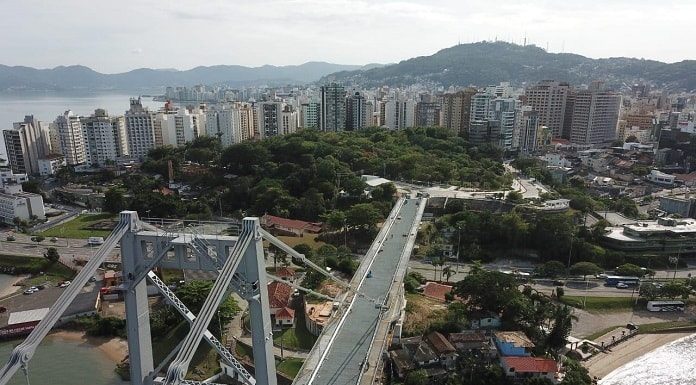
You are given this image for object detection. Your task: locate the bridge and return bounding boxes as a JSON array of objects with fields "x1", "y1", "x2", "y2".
[{"x1": 0, "y1": 197, "x2": 425, "y2": 385}]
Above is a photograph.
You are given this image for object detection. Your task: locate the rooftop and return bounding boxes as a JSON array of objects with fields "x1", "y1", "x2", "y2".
[
  {"x1": 305, "y1": 301, "x2": 333, "y2": 326},
  {"x1": 501, "y1": 356, "x2": 558, "y2": 373},
  {"x1": 267, "y1": 281, "x2": 293, "y2": 309},
  {"x1": 422, "y1": 282, "x2": 454, "y2": 302},
  {"x1": 262, "y1": 214, "x2": 322, "y2": 233},
  {"x1": 8, "y1": 308, "x2": 50, "y2": 326},
  {"x1": 494, "y1": 331, "x2": 535, "y2": 348},
  {"x1": 425, "y1": 331, "x2": 456, "y2": 355}
]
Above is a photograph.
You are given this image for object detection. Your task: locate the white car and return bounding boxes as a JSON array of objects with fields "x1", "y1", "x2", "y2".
[
  {"x1": 59, "y1": 281, "x2": 71, "y2": 288},
  {"x1": 616, "y1": 282, "x2": 629, "y2": 289}
]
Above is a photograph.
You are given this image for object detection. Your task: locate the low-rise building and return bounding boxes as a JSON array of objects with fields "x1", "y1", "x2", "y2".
[
  {"x1": 500, "y1": 356, "x2": 560, "y2": 383},
  {"x1": 424, "y1": 331, "x2": 458, "y2": 368},
  {"x1": 469, "y1": 311, "x2": 502, "y2": 330},
  {"x1": 659, "y1": 195, "x2": 696, "y2": 219},
  {"x1": 305, "y1": 301, "x2": 333, "y2": 336},
  {"x1": 493, "y1": 331, "x2": 535, "y2": 356},
  {"x1": 602, "y1": 217, "x2": 696, "y2": 254},
  {"x1": 646, "y1": 170, "x2": 676, "y2": 186},
  {"x1": 421, "y1": 282, "x2": 454, "y2": 302},
  {"x1": 0, "y1": 188, "x2": 45, "y2": 225},
  {"x1": 448, "y1": 330, "x2": 490, "y2": 353},
  {"x1": 261, "y1": 214, "x2": 322, "y2": 237},
  {"x1": 267, "y1": 281, "x2": 294, "y2": 326},
  {"x1": 38, "y1": 156, "x2": 65, "y2": 176}
]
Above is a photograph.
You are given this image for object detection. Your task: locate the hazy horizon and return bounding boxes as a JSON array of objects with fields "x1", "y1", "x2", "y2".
[{"x1": 2, "y1": 0, "x2": 695, "y2": 73}]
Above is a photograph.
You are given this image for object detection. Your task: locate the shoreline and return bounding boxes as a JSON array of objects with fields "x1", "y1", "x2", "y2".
[
  {"x1": 0, "y1": 275, "x2": 29, "y2": 298},
  {"x1": 47, "y1": 330, "x2": 128, "y2": 364},
  {"x1": 583, "y1": 332, "x2": 693, "y2": 379}
]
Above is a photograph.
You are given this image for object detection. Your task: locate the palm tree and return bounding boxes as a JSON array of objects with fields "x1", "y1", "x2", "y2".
[{"x1": 443, "y1": 266, "x2": 454, "y2": 282}]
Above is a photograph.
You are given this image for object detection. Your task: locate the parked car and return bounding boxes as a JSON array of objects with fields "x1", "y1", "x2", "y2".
[
  {"x1": 616, "y1": 282, "x2": 629, "y2": 289},
  {"x1": 59, "y1": 281, "x2": 71, "y2": 288}
]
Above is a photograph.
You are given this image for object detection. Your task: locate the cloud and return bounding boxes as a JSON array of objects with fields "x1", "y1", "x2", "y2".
[{"x1": 131, "y1": 48, "x2": 144, "y2": 55}]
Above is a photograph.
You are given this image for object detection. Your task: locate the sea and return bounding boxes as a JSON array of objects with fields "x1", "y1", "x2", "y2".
[
  {"x1": 0, "y1": 93, "x2": 164, "y2": 162},
  {"x1": 600, "y1": 333, "x2": 696, "y2": 385},
  {"x1": 0, "y1": 274, "x2": 123, "y2": 384}
]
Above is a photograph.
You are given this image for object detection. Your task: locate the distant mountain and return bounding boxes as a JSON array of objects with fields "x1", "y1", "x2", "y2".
[
  {"x1": 321, "y1": 42, "x2": 696, "y2": 91},
  {"x1": 0, "y1": 62, "x2": 381, "y2": 92}
]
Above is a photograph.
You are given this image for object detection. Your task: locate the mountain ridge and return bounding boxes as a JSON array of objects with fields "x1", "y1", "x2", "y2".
[
  {"x1": 0, "y1": 61, "x2": 379, "y2": 92},
  {"x1": 321, "y1": 42, "x2": 696, "y2": 91}
]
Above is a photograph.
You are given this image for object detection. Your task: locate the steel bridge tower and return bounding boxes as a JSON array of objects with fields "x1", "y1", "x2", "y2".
[{"x1": 0, "y1": 211, "x2": 316, "y2": 385}]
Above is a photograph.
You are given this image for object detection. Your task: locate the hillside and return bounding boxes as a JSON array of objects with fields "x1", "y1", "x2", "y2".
[
  {"x1": 321, "y1": 42, "x2": 696, "y2": 91},
  {"x1": 0, "y1": 62, "x2": 378, "y2": 92}
]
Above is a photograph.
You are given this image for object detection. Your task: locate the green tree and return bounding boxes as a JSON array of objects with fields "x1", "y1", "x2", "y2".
[
  {"x1": 639, "y1": 283, "x2": 660, "y2": 300},
  {"x1": 547, "y1": 305, "x2": 576, "y2": 356},
  {"x1": 524, "y1": 378, "x2": 554, "y2": 385},
  {"x1": 615, "y1": 263, "x2": 645, "y2": 277},
  {"x1": 661, "y1": 282, "x2": 691, "y2": 299},
  {"x1": 104, "y1": 188, "x2": 127, "y2": 214},
  {"x1": 404, "y1": 369, "x2": 428, "y2": 385},
  {"x1": 31, "y1": 235, "x2": 45, "y2": 245},
  {"x1": 442, "y1": 265, "x2": 454, "y2": 282},
  {"x1": 21, "y1": 180, "x2": 42, "y2": 194},
  {"x1": 561, "y1": 359, "x2": 592, "y2": 385},
  {"x1": 322, "y1": 210, "x2": 346, "y2": 231},
  {"x1": 569, "y1": 262, "x2": 602, "y2": 280},
  {"x1": 345, "y1": 203, "x2": 382, "y2": 230},
  {"x1": 506, "y1": 190, "x2": 524, "y2": 203},
  {"x1": 537, "y1": 261, "x2": 566, "y2": 278},
  {"x1": 175, "y1": 280, "x2": 240, "y2": 335},
  {"x1": 44, "y1": 247, "x2": 60, "y2": 263}
]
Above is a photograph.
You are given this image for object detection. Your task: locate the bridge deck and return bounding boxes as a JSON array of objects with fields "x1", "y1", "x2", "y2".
[{"x1": 307, "y1": 198, "x2": 421, "y2": 385}]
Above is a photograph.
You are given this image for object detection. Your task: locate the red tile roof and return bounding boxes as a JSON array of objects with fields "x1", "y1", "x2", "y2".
[
  {"x1": 425, "y1": 331, "x2": 456, "y2": 354},
  {"x1": 263, "y1": 215, "x2": 323, "y2": 233},
  {"x1": 274, "y1": 267, "x2": 297, "y2": 278},
  {"x1": 422, "y1": 282, "x2": 453, "y2": 302},
  {"x1": 502, "y1": 357, "x2": 558, "y2": 373},
  {"x1": 267, "y1": 281, "x2": 293, "y2": 309},
  {"x1": 276, "y1": 307, "x2": 295, "y2": 319}
]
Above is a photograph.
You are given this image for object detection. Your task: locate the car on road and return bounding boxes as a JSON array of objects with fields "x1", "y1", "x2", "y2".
[
  {"x1": 397, "y1": 216, "x2": 402, "y2": 220},
  {"x1": 616, "y1": 282, "x2": 629, "y2": 289},
  {"x1": 553, "y1": 280, "x2": 565, "y2": 287},
  {"x1": 23, "y1": 287, "x2": 39, "y2": 295}
]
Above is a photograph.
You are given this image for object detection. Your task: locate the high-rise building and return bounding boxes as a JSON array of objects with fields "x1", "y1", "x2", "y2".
[
  {"x1": 525, "y1": 80, "x2": 571, "y2": 139},
  {"x1": 415, "y1": 102, "x2": 441, "y2": 127},
  {"x1": 124, "y1": 97, "x2": 156, "y2": 160},
  {"x1": 469, "y1": 120, "x2": 501, "y2": 147},
  {"x1": 53, "y1": 110, "x2": 86, "y2": 166},
  {"x1": 440, "y1": 88, "x2": 477, "y2": 136},
  {"x1": 384, "y1": 99, "x2": 415, "y2": 130},
  {"x1": 81, "y1": 109, "x2": 128, "y2": 167},
  {"x1": 280, "y1": 105, "x2": 298, "y2": 136},
  {"x1": 156, "y1": 108, "x2": 202, "y2": 147},
  {"x1": 516, "y1": 107, "x2": 540, "y2": 153},
  {"x1": 300, "y1": 102, "x2": 320, "y2": 129},
  {"x1": 569, "y1": 82, "x2": 622, "y2": 146},
  {"x1": 257, "y1": 102, "x2": 283, "y2": 138},
  {"x1": 490, "y1": 98, "x2": 516, "y2": 149},
  {"x1": 470, "y1": 92, "x2": 494, "y2": 122},
  {"x1": 3, "y1": 124, "x2": 39, "y2": 174},
  {"x1": 346, "y1": 92, "x2": 368, "y2": 130},
  {"x1": 320, "y1": 83, "x2": 346, "y2": 131}
]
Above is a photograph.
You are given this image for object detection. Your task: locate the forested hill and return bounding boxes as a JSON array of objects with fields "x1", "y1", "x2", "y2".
[
  {"x1": 117, "y1": 128, "x2": 510, "y2": 222},
  {"x1": 321, "y1": 41, "x2": 696, "y2": 91}
]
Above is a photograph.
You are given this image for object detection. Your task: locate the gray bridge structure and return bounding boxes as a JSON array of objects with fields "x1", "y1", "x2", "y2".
[{"x1": 0, "y1": 197, "x2": 425, "y2": 385}]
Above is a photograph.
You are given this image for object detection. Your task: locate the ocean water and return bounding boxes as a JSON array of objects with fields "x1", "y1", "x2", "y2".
[
  {"x1": 0, "y1": 93, "x2": 164, "y2": 162},
  {"x1": 0, "y1": 337, "x2": 125, "y2": 385},
  {"x1": 600, "y1": 333, "x2": 696, "y2": 385}
]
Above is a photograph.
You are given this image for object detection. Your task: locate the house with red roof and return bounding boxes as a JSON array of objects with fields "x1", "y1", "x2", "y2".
[
  {"x1": 500, "y1": 356, "x2": 561, "y2": 383},
  {"x1": 421, "y1": 282, "x2": 454, "y2": 302},
  {"x1": 267, "y1": 281, "x2": 295, "y2": 326},
  {"x1": 261, "y1": 214, "x2": 322, "y2": 237},
  {"x1": 273, "y1": 267, "x2": 298, "y2": 282}
]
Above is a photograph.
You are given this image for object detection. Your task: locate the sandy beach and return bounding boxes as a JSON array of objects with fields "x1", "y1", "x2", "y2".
[
  {"x1": 0, "y1": 275, "x2": 28, "y2": 298},
  {"x1": 583, "y1": 332, "x2": 693, "y2": 379},
  {"x1": 48, "y1": 330, "x2": 128, "y2": 363}
]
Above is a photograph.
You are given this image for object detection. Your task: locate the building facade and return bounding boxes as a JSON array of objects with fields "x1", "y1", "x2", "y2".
[
  {"x1": 525, "y1": 80, "x2": 571, "y2": 139},
  {"x1": 440, "y1": 88, "x2": 477, "y2": 136},
  {"x1": 53, "y1": 110, "x2": 86, "y2": 166},
  {"x1": 81, "y1": 109, "x2": 128, "y2": 166},
  {"x1": 124, "y1": 97, "x2": 156, "y2": 160},
  {"x1": 320, "y1": 83, "x2": 346, "y2": 131}
]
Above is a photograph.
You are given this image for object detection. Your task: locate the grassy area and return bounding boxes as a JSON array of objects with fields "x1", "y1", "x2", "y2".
[
  {"x1": 403, "y1": 293, "x2": 448, "y2": 336},
  {"x1": 273, "y1": 310, "x2": 317, "y2": 351},
  {"x1": 637, "y1": 320, "x2": 696, "y2": 333},
  {"x1": 585, "y1": 325, "x2": 624, "y2": 341},
  {"x1": 160, "y1": 269, "x2": 185, "y2": 284},
  {"x1": 277, "y1": 357, "x2": 304, "y2": 378},
  {"x1": 274, "y1": 234, "x2": 325, "y2": 250},
  {"x1": 235, "y1": 341, "x2": 254, "y2": 360},
  {"x1": 0, "y1": 254, "x2": 75, "y2": 286},
  {"x1": 559, "y1": 295, "x2": 636, "y2": 311},
  {"x1": 41, "y1": 213, "x2": 115, "y2": 239}
]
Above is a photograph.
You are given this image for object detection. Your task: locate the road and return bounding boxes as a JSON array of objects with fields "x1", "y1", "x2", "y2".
[
  {"x1": 0, "y1": 231, "x2": 119, "y2": 269},
  {"x1": 307, "y1": 199, "x2": 420, "y2": 385}
]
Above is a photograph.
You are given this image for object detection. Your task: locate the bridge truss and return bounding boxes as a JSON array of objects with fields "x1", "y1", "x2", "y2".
[{"x1": 0, "y1": 211, "x2": 366, "y2": 385}]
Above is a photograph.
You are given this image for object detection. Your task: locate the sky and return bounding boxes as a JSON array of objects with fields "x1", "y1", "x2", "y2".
[{"x1": 1, "y1": 0, "x2": 694, "y2": 73}]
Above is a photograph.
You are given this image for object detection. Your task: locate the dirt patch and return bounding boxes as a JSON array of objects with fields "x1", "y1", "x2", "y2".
[{"x1": 403, "y1": 293, "x2": 447, "y2": 336}]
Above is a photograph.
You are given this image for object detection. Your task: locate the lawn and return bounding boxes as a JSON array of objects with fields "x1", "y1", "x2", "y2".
[
  {"x1": 637, "y1": 320, "x2": 696, "y2": 333},
  {"x1": 41, "y1": 213, "x2": 116, "y2": 239},
  {"x1": 277, "y1": 357, "x2": 304, "y2": 378},
  {"x1": 0, "y1": 254, "x2": 75, "y2": 286},
  {"x1": 161, "y1": 269, "x2": 185, "y2": 284},
  {"x1": 274, "y1": 234, "x2": 325, "y2": 250},
  {"x1": 273, "y1": 310, "x2": 317, "y2": 351},
  {"x1": 559, "y1": 295, "x2": 636, "y2": 311}
]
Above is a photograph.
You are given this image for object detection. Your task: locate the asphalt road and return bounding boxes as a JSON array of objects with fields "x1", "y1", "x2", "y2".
[
  {"x1": 310, "y1": 199, "x2": 420, "y2": 385},
  {"x1": 0, "y1": 231, "x2": 120, "y2": 268}
]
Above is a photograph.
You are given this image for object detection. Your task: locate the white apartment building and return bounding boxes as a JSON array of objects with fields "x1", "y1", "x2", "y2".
[
  {"x1": 280, "y1": 106, "x2": 298, "y2": 136},
  {"x1": 383, "y1": 99, "x2": 415, "y2": 130},
  {"x1": 125, "y1": 97, "x2": 156, "y2": 160},
  {"x1": 0, "y1": 174, "x2": 44, "y2": 224},
  {"x1": 81, "y1": 109, "x2": 129, "y2": 166},
  {"x1": 0, "y1": 169, "x2": 28, "y2": 188},
  {"x1": 53, "y1": 110, "x2": 86, "y2": 166},
  {"x1": 38, "y1": 156, "x2": 66, "y2": 176}
]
